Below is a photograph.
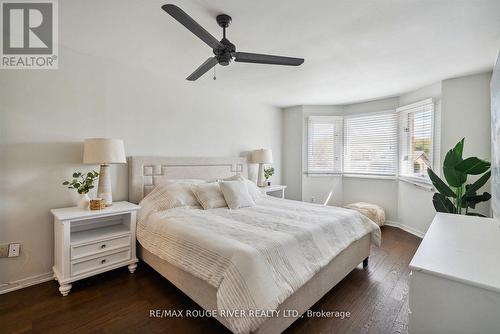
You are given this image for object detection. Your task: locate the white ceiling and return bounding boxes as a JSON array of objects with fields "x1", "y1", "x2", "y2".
[{"x1": 61, "y1": 0, "x2": 500, "y2": 107}]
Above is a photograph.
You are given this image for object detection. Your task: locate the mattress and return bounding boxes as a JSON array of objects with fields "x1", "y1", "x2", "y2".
[{"x1": 137, "y1": 197, "x2": 381, "y2": 334}]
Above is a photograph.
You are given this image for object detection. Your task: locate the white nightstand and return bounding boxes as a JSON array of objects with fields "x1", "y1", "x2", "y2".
[
  {"x1": 262, "y1": 185, "x2": 287, "y2": 199},
  {"x1": 50, "y1": 201, "x2": 140, "y2": 296}
]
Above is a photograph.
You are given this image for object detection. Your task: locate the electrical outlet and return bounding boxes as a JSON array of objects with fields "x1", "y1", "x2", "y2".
[
  {"x1": 8, "y1": 243, "x2": 20, "y2": 257},
  {"x1": 0, "y1": 244, "x2": 8, "y2": 257}
]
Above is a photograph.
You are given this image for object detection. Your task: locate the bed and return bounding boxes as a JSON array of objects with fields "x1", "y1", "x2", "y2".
[{"x1": 129, "y1": 156, "x2": 380, "y2": 334}]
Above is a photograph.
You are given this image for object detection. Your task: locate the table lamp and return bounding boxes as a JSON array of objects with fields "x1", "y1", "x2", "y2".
[
  {"x1": 252, "y1": 148, "x2": 273, "y2": 187},
  {"x1": 83, "y1": 138, "x2": 126, "y2": 206}
]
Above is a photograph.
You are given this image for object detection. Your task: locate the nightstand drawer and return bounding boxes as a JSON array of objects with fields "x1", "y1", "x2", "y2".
[
  {"x1": 71, "y1": 234, "x2": 131, "y2": 260},
  {"x1": 71, "y1": 249, "x2": 131, "y2": 276}
]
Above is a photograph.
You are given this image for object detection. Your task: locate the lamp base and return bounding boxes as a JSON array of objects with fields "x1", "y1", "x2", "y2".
[
  {"x1": 257, "y1": 163, "x2": 266, "y2": 187},
  {"x1": 97, "y1": 164, "x2": 112, "y2": 206}
]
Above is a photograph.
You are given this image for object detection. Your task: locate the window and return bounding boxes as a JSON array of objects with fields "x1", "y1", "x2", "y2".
[
  {"x1": 343, "y1": 111, "x2": 398, "y2": 176},
  {"x1": 307, "y1": 116, "x2": 343, "y2": 174},
  {"x1": 398, "y1": 98, "x2": 434, "y2": 180}
]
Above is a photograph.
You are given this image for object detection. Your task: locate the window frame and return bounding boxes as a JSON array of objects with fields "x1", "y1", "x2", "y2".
[
  {"x1": 343, "y1": 110, "x2": 398, "y2": 177},
  {"x1": 397, "y1": 98, "x2": 435, "y2": 184},
  {"x1": 306, "y1": 116, "x2": 343, "y2": 175}
]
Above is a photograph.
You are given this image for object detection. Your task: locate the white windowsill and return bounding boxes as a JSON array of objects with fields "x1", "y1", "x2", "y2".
[
  {"x1": 304, "y1": 172, "x2": 397, "y2": 181},
  {"x1": 399, "y1": 176, "x2": 434, "y2": 191}
]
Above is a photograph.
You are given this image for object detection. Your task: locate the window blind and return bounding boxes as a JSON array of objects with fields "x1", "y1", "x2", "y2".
[
  {"x1": 398, "y1": 98, "x2": 434, "y2": 179},
  {"x1": 307, "y1": 116, "x2": 343, "y2": 174},
  {"x1": 343, "y1": 111, "x2": 398, "y2": 176}
]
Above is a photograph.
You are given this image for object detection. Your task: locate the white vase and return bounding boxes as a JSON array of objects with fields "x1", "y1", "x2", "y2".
[{"x1": 77, "y1": 193, "x2": 90, "y2": 210}]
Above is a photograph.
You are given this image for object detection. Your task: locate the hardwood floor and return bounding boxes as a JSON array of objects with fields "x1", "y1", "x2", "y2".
[{"x1": 0, "y1": 226, "x2": 421, "y2": 334}]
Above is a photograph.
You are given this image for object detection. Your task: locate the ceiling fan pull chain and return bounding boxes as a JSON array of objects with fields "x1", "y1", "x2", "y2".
[{"x1": 213, "y1": 66, "x2": 216, "y2": 80}]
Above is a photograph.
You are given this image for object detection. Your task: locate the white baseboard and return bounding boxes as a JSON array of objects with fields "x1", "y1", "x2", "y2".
[
  {"x1": 0, "y1": 271, "x2": 54, "y2": 295},
  {"x1": 385, "y1": 220, "x2": 425, "y2": 238}
]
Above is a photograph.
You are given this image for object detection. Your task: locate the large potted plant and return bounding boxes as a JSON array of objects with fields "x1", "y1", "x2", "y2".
[{"x1": 427, "y1": 138, "x2": 491, "y2": 217}]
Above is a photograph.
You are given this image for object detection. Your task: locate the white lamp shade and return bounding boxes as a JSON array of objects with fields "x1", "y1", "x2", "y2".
[
  {"x1": 83, "y1": 138, "x2": 126, "y2": 164},
  {"x1": 252, "y1": 149, "x2": 273, "y2": 164}
]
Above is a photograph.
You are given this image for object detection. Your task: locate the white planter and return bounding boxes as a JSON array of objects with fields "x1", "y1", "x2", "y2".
[{"x1": 77, "y1": 193, "x2": 90, "y2": 210}]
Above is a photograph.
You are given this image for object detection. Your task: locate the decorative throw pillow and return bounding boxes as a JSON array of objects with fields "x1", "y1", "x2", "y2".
[
  {"x1": 191, "y1": 182, "x2": 227, "y2": 209},
  {"x1": 219, "y1": 180, "x2": 255, "y2": 209}
]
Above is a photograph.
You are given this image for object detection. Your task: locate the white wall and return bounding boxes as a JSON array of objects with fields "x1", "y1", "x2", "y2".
[
  {"x1": 282, "y1": 106, "x2": 303, "y2": 201},
  {"x1": 441, "y1": 72, "x2": 492, "y2": 216},
  {"x1": 0, "y1": 46, "x2": 282, "y2": 288}
]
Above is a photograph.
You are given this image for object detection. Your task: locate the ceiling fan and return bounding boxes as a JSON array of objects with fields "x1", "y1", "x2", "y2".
[{"x1": 161, "y1": 4, "x2": 304, "y2": 81}]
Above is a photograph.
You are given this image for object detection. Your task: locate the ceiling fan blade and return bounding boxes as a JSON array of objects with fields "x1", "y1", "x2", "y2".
[
  {"x1": 162, "y1": 4, "x2": 223, "y2": 49},
  {"x1": 186, "y1": 57, "x2": 218, "y2": 81},
  {"x1": 234, "y1": 52, "x2": 304, "y2": 66}
]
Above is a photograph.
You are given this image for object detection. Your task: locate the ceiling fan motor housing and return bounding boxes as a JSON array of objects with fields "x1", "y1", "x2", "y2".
[{"x1": 214, "y1": 37, "x2": 235, "y2": 66}]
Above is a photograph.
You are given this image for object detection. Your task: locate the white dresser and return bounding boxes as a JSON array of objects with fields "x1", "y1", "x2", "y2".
[
  {"x1": 409, "y1": 213, "x2": 500, "y2": 334},
  {"x1": 51, "y1": 201, "x2": 140, "y2": 296}
]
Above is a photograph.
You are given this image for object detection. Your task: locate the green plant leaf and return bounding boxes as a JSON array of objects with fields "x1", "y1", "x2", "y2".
[
  {"x1": 432, "y1": 193, "x2": 456, "y2": 213},
  {"x1": 454, "y1": 138, "x2": 464, "y2": 158},
  {"x1": 463, "y1": 192, "x2": 491, "y2": 209},
  {"x1": 72, "y1": 172, "x2": 79, "y2": 178},
  {"x1": 443, "y1": 147, "x2": 467, "y2": 187},
  {"x1": 427, "y1": 169, "x2": 456, "y2": 198},
  {"x1": 464, "y1": 171, "x2": 491, "y2": 196},
  {"x1": 455, "y1": 157, "x2": 491, "y2": 175},
  {"x1": 461, "y1": 188, "x2": 476, "y2": 208},
  {"x1": 73, "y1": 183, "x2": 80, "y2": 188},
  {"x1": 62, "y1": 181, "x2": 69, "y2": 185},
  {"x1": 466, "y1": 212, "x2": 487, "y2": 217}
]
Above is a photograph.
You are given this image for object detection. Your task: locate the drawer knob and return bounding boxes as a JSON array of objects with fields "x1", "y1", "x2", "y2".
[
  {"x1": 101, "y1": 259, "x2": 106, "y2": 264},
  {"x1": 101, "y1": 244, "x2": 106, "y2": 249}
]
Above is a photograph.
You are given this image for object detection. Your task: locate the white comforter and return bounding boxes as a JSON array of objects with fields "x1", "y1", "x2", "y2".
[{"x1": 137, "y1": 196, "x2": 380, "y2": 334}]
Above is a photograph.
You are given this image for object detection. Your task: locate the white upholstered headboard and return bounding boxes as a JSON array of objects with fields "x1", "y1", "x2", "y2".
[{"x1": 128, "y1": 156, "x2": 248, "y2": 204}]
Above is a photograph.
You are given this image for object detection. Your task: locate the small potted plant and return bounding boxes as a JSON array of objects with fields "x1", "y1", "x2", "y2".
[
  {"x1": 264, "y1": 167, "x2": 274, "y2": 186},
  {"x1": 62, "y1": 171, "x2": 99, "y2": 209}
]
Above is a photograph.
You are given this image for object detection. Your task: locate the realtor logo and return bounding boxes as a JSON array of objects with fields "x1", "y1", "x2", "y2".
[{"x1": 1, "y1": 0, "x2": 58, "y2": 69}]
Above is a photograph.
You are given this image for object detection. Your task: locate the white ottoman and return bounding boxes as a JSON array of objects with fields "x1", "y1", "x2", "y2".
[{"x1": 344, "y1": 202, "x2": 385, "y2": 226}]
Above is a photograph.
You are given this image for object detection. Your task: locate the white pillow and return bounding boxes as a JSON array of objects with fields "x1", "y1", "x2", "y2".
[
  {"x1": 244, "y1": 179, "x2": 266, "y2": 201},
  {"x1": 141, "y1": 182, "x2": 201, "y2": 211},
  {"x1": 191, "y1": 182, "x2": 227, "y2": 210},
  {"x1": 217, "y1": 175, "x2": 265, "y2": 202},
  {"x1": 219, "y1": 180, "x2": 255, "y2": 209}
]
